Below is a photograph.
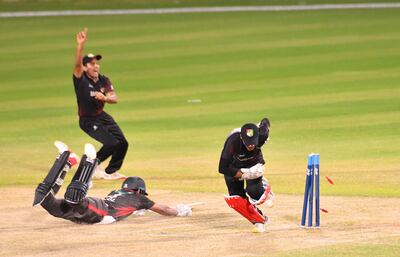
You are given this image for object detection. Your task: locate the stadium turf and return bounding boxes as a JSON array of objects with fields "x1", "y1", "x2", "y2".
[{"x1": 0, "y1": 7, "x2": 399, "y2": 198}]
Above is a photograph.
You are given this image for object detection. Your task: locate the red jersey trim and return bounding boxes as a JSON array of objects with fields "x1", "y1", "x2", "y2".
[
  {"x1": 114, "y1": 207, "x2": 137, "y2": 217},
  {"x1": 88, "y1": 203, "x2": 108, "y2": 216}
]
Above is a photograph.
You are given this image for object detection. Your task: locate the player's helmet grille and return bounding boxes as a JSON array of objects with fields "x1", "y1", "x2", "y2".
[{"x1": 121, "y1": 176, "x2": 148, "y2": 195}]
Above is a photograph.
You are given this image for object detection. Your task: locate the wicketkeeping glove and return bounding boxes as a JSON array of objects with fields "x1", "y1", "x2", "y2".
[{"x1": 240, "y1": 163, "x2": 265, "y2": 180}]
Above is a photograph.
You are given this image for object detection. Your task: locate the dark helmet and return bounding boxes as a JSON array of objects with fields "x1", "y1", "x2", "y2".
[
  {"x1": 240, "y1": 123, "x2": 259, "y2": 147},
  {"x1": 121, "y1": 176, "x2": 148, "y2": 195}
]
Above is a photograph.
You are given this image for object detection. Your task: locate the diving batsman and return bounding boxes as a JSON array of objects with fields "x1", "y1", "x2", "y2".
[
  {"x1": 33, "y1": 142, "x2": 192, "y2": 224},
  {"x1": 218, "y1": 118, "x2": 274, "y2": 233}
]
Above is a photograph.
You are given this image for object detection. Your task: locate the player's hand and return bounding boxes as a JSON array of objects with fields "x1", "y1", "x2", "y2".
[
  {"x1": 176, "y1": 204, "x2": 192, "y2": 217},
  {"x1": 94, "y1": 92, "x2": 106, "y2": 102},
  {"x1": 258, "y1": 118, "x2": 270, "y2": 146},
  {"x1": 76, "y1": 28, "x2": 88, "y2": 45}
]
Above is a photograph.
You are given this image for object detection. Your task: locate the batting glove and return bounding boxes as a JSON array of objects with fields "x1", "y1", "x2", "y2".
[{"x1": 176, "y1": 204, "x2": 192, "y2": 217}]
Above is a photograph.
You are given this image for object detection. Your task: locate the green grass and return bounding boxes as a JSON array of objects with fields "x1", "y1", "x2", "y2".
[
  {"x1": 1, "y1": 8, "x2": 400, "y2": 199},
  {"x1": 1, "y1": 0, "x2": 399, "y2": 12},
  {"x1": 276, "y1": 237, "x2": 400, "y2": 257},
  {"x1": 1, "y1": 6, "x2": 399, "y2": 257}
]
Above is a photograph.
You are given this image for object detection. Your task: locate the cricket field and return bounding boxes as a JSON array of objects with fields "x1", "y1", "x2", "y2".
[{"x1": 0, "y1": 1, "x2": 399, "y2": 256}]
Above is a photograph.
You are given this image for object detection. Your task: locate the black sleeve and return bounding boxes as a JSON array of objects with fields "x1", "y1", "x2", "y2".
[
  {"x1": 257, "y1": 149, "x2": 266, "y2": 165},
  {"x1": 138, "y1": 195, "x2": 155, "y2": 210},
  {"x1": 218, "y1": 135, "x2": 239, "y2": 177},
  {"x1": 258, "y1": 125, "x2": 269, "y2": 147},
  {"x1": 102, "y1": 75, "x2": 114, "y2": 93},
  {"x1": 72, "y1": 74, "x2": 83, "y2": 92}
]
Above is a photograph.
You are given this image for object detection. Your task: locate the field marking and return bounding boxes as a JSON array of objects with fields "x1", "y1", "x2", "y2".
[{"x1": 1, "y1": 3, "x2": 400, "y2": 18}]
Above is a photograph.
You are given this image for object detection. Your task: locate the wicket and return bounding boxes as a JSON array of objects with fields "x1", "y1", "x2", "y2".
[{"x1": 301, "y1": 153, "x2": 320, "y2": 228}]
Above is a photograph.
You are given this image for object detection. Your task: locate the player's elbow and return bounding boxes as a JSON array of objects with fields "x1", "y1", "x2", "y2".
[{"x1": 218, "y1": 159, "x2": 230, "y2": 175}]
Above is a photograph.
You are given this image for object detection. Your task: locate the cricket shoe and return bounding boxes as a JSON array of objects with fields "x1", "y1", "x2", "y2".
[
  {"x1": 84, "y1": 143, "x2": 96, "y2": 160},
  {"x1": 54, "y1": 141, "x2": 80, "y2": 167},
  {"x1": 54, "y1": 141, "x2": 68, "y2": 153},
  {"x1": 93, "y1": 165, "x2": 106, "y2": 180},
  {"x1": 104, "y1": 172, "x2": 127, "y2": 180},
  {"x1": 252, "y1": 216, "x2": 269, "y2": 233},
  {"x1": 83, "y1": 144, "x2": 98, "y2": 186}
]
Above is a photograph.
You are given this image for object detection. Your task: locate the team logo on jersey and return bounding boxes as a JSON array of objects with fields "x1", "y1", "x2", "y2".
[
  {"x1": 93, "y1": 125, "x2": 98, "y2": 131},
  {"x1": 88, "y1": 84, "x2": 94, "y2": 89},
  {"x1": 246, "y1": 129, "x2": 254, "y2": 137}
]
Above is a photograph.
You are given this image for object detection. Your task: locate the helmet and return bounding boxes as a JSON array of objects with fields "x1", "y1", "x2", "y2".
[
  {"x1": 240, "y1": 123, "x2": 259, "y2": 147},
  {"x1": 121, "y1": 176, "x2": 148, "y2": 195}
]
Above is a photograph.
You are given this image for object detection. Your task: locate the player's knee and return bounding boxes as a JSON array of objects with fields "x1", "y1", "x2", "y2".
[
  {"x1": 246, "y1": 182, "x2": 272, "y2": 206},
  {"x1": 246, "y1": 186, "x2": 264, "y2": 200},
  {"x1": 41, "y1": 196, "x2": 71, "y2": 218},
  {"x1": 115, "y1": 139, "x2": 128, "y2": 152},
  {"x1": 104, "y1": 141, "x2": 119, "y2": 151}
]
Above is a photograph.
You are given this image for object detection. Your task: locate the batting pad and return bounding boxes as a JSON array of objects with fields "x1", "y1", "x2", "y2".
[{"x1": 225, "y1": 195, "x2": 266, "y2": 224}]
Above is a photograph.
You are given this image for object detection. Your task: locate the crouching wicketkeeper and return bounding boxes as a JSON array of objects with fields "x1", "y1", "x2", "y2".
[
  {"x1": 218, "y1": 118, "x2": 274, "y2": 233},
  {"x1": 33, "y1": 143, "x2": 192, "y2": 224}
]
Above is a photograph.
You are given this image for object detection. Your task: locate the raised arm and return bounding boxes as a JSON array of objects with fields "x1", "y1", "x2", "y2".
[{"x1": 73, "y1": 28, "x2": 88, "y2": 78}]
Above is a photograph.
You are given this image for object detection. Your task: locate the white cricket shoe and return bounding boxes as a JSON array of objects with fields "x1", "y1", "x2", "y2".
[
  {"x1": 252, "y1": 223, "x2": 266, "y2": 233},
  {"x1": 54, "y1": 141, "x2": 69, "y2": 153},
  {"x1": 104, "y1": 172, "x2": 127, "y2": 180},
  {"x1": 93, "y1": 165, "x2": 106, "y2": 180},
  {"x1": 84, "y1": 143, "x2": 96, "y2": 160}
]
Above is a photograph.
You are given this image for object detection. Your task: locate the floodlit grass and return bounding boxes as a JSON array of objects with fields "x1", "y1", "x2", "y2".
[
  {"x1": 0, "y1": 8, "x2": 399, "y2": 199},
  {"x1": 276, "y1": 237, "x2": 400, "y2": 257},
  {"x1": 1, "y1": 5, "x2": 399, "y2": 257}
]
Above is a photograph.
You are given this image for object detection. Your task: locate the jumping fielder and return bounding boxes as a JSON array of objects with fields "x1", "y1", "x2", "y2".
[
  {"x1": 219, "y1": 118, "x2": 274, "y2": 233},
  {"x1": 33, "y1": 143, "x2": 192, "y2": 224},
  {"x1": 73, "y1": 28, "x2": 128, "y2": 180}
]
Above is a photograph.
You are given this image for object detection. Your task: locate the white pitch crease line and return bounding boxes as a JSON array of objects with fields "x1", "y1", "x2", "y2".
[{"x1": 1, "y1": 3, "x2": 400, "y2": 18}]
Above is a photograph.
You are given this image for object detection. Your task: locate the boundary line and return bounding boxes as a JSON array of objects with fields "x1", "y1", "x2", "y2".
[{"x1": 1, "y1": 3, "x2": 400, "y2": 18}]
